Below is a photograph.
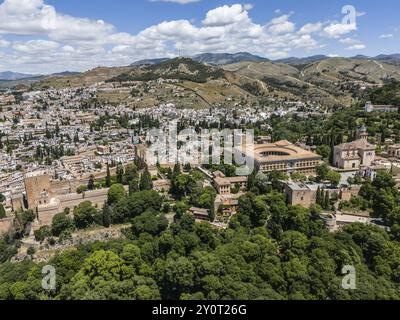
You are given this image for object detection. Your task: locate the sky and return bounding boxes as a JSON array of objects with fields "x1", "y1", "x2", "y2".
[{"x1": 0, "y1": 0, "x2": 399, "y2": 74}]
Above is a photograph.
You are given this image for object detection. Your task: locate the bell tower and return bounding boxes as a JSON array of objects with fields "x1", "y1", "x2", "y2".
[{"x1": 357, "y1": 125, "x2": 368, "y2": 141}]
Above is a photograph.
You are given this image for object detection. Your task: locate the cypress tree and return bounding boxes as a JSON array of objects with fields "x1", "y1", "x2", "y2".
[
  {"x1": 129, "y1": 178, "x2": 139, "y2": 196},
  {"x1": 247, "y1": 170, "x2": 257, "y2": 191},
  {"x1": 106, "y1": 164, "x2": 111, "y2": 188},
  {"x1": 0, "y1": 203, "x2": 6, "y2": 219},
  {"x1": 116, "y1": 164, "x2": 124, "y2": 184},
  {"x1": 209, "y1": 205, "x2": 216, "y2": 222},
  {"x1": 171, "y1": 163, "x2": 181, "y2": 196},
  {"x1": 320, "y1": 189, "x2": 325, "y2": 208},
  {"x1": 87, "y1": 175, "x2": 95, "y2": 191},
  {"x1": 324, "y1": 191, "x2": 330, "y2": 210},
  {"x1": 139, "y1": 167, "x2": 153, "y2": 191},
  {"x1": 102, "y1": 201, "x2": 112, "y2": 228},
  {"x1": 316, "y1": 186, "x2": 321, "y2": 206}
]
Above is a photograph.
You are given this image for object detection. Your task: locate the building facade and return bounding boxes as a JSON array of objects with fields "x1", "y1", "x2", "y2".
[
  {"x1": 365, "y1": 101, "x2": 399, "y2": 113},
  {"x1": 214, "y1": 175, "x2": 248, "y2": 195},
  {"x1": 24, "y1": 171, "x2": 53, "y2": 210},
  {"x1": 333, "y1": 140, "x2": 375, "y2": 170},
  {"x1": 388, "y1": 144, "x2": 400, "y2": 158},
  {"x1": 254, "y1": 140, "x2": 323, "y2": 176},
  {"x1": 284, "y1": 182, "x2": 316, "y2": 208}
]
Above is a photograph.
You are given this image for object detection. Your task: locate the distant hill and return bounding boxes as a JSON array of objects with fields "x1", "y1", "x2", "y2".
[
  {"x1": 50, "y1": 71, "x2": 81, "y2": 77},
  {"x1": 130, "y1": 52, "x2": 267, "y2": 67},
  {"x1": 130, "y1": 58, "x2": 170, "y2": 66},
  {"x1": 0, "y1": 71, "x2": 81, "y2": 88},
  {"x1": 275, "y1": 55, "x2": 329, "y2": 65},
  {"x1": 223, "y1": 57, "x2": 400, "y2": 106},
  {"x1": 0, "y1": 71, "x2": 39, "y2": 80},
  {"x1": 276, "y1": 54, "x2": 400, "y2": 66},
  {"x1": 111, "y1": 57, "x2": 226, "y2": 83},
  {"x1": 32, "y1": 67, "x2": 131, "y2": 90},
  {"x1": 350, "y1": 54, "x2": 400, "y2": 66},
  {"x1": 372, "y1": 54, "x2": 400, "y2": 66},
  {"x1": 27, "y1": 54, "x2": 400, "y2": 108},
  {"x1": 193, "y1": 52, "x2": 267, "y2": 65}
]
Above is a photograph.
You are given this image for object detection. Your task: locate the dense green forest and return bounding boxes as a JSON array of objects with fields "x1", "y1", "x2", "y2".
[
  {"x1": 1, "y1": 168, "x2": 400, "y2": 300},
  {"x1": 368, "y1": 81, "x2": 400, "y2": 106}
]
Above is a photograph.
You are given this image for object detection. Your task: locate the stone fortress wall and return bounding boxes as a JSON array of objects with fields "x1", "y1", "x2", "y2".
[
  {"x1": 37, "y1": 188, "x2": 110, "y2": 228},
  {"x1": 0, "y1": 217, "x2": 14, "y2": 234}
]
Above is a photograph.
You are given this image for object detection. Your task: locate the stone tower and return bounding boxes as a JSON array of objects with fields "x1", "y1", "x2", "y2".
[
  {"x1": 24, "y1": 171, "x2": 52, "y2": 210},
  {"x1": 357, "y1": 125, "x2": 368, "y2": 141}
]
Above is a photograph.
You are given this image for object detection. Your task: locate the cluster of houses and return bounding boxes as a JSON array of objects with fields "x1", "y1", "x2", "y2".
[{"x1": 0, "y1": 84, "x2": 397, "y2": 237}]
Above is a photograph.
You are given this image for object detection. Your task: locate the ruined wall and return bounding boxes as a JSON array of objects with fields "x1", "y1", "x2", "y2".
[
  {"x1": 80, "y1": 189, "x2": 109, "y2": 209},
  {"x1": 50, "y1": 180, "x2": 78, "y2": 196},
  {"x1": 25, "y1": 173, "x2": 52, "y2": 209},
  {"x1": 37, "y1": 188, "x2": 110, "y2": 228},
  {"x1": 11, "y1": 195, "x2": 24, "y2": 212},
  {"x1": 0, "y1": 217, "x2": 14, "y2": 234},
  {"x1": 340, "y1": 186, "x2": 361, "y2": 202}
]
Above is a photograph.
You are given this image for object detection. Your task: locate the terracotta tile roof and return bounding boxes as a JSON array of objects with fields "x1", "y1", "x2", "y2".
[
  {"x1": 335, "y1": 139, "x2": 375, "y2": 151},
  {"x1": 253, "y1": 140, "x2": 322, "y2": 163}
]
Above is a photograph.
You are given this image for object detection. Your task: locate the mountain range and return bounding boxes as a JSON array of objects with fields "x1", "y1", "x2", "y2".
[
  {"x1": 29, "y1": 55, "x2": 400, "y2": 108},
  {"x1": 3, "y1": 52, "x2": 400, "y2": 81},
  {"x1": 3, "y1": 52, "x2": 400, "y2": 108},
  {"x1": 128, "y1": 52, "x2": 400, "y2": 67},
  {"x1": 0, "y1": 71, "x2": 81, "y2": 86},
  {"x1": 0, "y1": 71, "x2": 39, "y2": 81},
  {"x1": 130, "y1": 52, "x2": 267, "y2": 67}
]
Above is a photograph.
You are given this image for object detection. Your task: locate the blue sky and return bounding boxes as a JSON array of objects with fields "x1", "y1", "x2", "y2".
[{"x1": 0, "y1": 0, "x2": 399, "y2": 73}]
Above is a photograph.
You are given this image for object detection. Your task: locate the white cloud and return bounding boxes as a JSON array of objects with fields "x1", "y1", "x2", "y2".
[
  {"x1": 339, "y1": 37, "x2": 360, "y2": 45},
  {"x1": 267, "y1": 15, "x2": 295, "y2": 34},
  {"x1": 62, "y1": 45, "x2": 75, "y2": 53},
  {"x1": 266, "y1": 48, "x2": 290, "y2": 59},
  {"x1": 323, "y1": 22, "x2": 356, "y2": 38},
  {"x1": 0, "y1": 0, "x2": 118, "y2": 44},
  {"x1": 243, "y1": 4, "x2": 253, "y2": 11},
  {"x1": 345, "y1": 44, "x2": 366, "y2": 50},
  {"x1": 0, "y1": 37, "x2": 9, "y2": 47},
  {"x1": 0, "y1": 1, "x2": 330, "y2": 73},
  {"x1": 338, "y1": 38, "x2": 367, "y2": 51},
  {"x1": 380, "y1": 34, "x2": 394, "y2": 39},
  {"x1": 202, "y1": 4, "x2": 250, "y2": 27},
  {"x1": 298, "y1": 22, "x2": 322, "y2": 34},
  {"x1": 289, "y1": 34, "x2": 321, "y2": 50},
  {"x1": 12, "y1": 39, "x2": 60, "y2": 52}
]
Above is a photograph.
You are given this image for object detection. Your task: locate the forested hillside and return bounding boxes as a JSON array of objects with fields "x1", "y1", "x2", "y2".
[
  {"x1": 368, "y1": 82, "x2": 400, "y2": 105},
  {"x1": 1, "y1": 171, "x2": 400, "y2": 300}
]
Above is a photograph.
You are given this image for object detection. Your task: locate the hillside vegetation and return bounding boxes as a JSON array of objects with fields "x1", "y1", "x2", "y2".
[
  {"x1": 109, "y1": 58, "x2": 226, "y2": 84},
  {"x1": 368, "y1": 81, "x2": 400, "y2": 105},
  {"x1": 223, "y1": 58, "x2": 400, "y2": 107},
  {"x1": 27, "y1": 57, "x2": 400, "y2": 108}
]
